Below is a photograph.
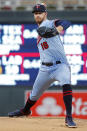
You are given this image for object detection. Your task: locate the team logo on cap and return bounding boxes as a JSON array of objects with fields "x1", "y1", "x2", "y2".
[{"x1": 36, "y1": 5, "x2": 40, "y2": 9}]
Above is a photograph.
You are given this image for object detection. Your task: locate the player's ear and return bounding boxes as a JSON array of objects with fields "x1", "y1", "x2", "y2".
[{"x1": 45, "y1": 12, "x2": 47, "y2": 17}]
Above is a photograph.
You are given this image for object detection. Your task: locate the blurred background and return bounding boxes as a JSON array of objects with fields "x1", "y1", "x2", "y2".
[
  {"x1": 0, "y1": 0, "x2": 87, "y2": 119},
  {"x1": 0, "y1": 0, "x2": 87, "y2": 11}
]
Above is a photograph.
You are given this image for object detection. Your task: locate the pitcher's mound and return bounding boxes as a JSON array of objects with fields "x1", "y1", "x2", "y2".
[{"x1": 0, "y1": 117, "x2": 87, "y2": 131}]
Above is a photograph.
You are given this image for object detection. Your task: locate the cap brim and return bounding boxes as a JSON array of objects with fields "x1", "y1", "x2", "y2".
[
  {"x1": 32, "y1": 10, "x2": 34, "y2": 13},
  {"x1": 32, "y1": 10, "x2": 46, "y2": 13}
]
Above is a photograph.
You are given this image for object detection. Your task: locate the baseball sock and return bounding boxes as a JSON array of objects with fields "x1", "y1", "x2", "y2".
[
  {"x1": 62, "y1": 84, "x2": 72, "y2": 117},
  {"x1": 22, "y1": 98, "x2": 37, "y2": 113}
]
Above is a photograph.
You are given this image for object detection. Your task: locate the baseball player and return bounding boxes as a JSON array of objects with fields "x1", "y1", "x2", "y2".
[{"x1": 8, "y1": 3, "x2": 76, "y2": 128}]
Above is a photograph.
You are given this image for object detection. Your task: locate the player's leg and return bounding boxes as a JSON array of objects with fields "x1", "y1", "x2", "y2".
[
  {"x1": 54, "y1": 63, "x2": 76, "y2": 127},
  {"x1": 21, "y1": 69, "x2": 54, "y2": 113},
  {"x1": 62, "y1": 84, "x2": 77, "y2": 127},
  {"x1": 8, "y1": 69, "x2": 54, "y2": 117}
]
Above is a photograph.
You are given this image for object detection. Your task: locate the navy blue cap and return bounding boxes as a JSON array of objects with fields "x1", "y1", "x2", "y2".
[{"x1": 32, "y1": 4, "x2": 47, "y2": 13}]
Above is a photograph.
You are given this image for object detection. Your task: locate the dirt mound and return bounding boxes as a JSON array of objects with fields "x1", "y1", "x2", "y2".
[{"x1": 0, "y1": 117, "x2": 87, "y2": 131}]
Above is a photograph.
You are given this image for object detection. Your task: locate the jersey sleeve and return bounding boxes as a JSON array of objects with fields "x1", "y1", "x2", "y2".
[{"x1": 53, "y1": 19, "x2": 71, "y2": 30}]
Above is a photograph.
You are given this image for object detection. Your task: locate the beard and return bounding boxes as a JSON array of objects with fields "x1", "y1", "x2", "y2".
[{"x1": 35, "y1": 17, "x2": 44, "y2": 25}]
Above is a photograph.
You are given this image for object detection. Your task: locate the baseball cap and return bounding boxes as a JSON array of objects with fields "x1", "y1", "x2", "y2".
[{"x1": 32, "y1": 4, "x2": 47, "y2": 13}]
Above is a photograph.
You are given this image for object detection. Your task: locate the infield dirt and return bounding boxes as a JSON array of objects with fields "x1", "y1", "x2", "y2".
[{"x1": 0, "y1": 117, "x2": 87, "y2": 131}]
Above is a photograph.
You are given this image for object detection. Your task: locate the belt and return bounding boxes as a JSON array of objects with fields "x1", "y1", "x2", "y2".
[{"x1": 42, "y1": 61, "x2": 61, "y2": 66}]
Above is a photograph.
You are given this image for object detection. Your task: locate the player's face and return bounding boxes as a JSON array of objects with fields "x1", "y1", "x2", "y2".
[{"x1": 34, "y1": 12, "x2": 47, "y2": 25}]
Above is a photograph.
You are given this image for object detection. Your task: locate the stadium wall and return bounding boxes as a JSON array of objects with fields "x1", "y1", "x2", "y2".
[{"x1": 0, "y1": 10, "x2": 87, "y2": 23}]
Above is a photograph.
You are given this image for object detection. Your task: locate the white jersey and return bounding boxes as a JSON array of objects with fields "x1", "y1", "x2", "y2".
[{"x1": 37, "y1": 19, "x2": 68, "y2": 65}]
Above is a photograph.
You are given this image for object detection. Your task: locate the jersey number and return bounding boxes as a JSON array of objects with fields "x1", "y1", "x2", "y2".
[{"x1": 41, "y1": 42, "x2": 49, "y2": 50}]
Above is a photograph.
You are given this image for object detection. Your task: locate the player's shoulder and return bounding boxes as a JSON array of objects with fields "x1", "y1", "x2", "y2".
[{"x1": 40, "y1": 19, "x2": 54, "y2": 28}]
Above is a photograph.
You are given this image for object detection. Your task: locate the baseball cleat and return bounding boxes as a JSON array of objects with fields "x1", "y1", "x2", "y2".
[
  {"x1": 65, "y1": 116, "x2": 77, "y2": 128},
  {"x1": 8, "y1": 109, "x2": 31, "y2": 117}
]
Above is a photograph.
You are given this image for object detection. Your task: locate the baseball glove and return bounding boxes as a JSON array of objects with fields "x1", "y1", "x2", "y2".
[{"x1": 37, "y1": 26, "x2": 59, "y2": 38}]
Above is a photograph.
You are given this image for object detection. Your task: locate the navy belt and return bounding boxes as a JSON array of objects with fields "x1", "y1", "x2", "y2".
[{"x1": 42, "y1": 61, "x2": 61, "y2": 66}]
